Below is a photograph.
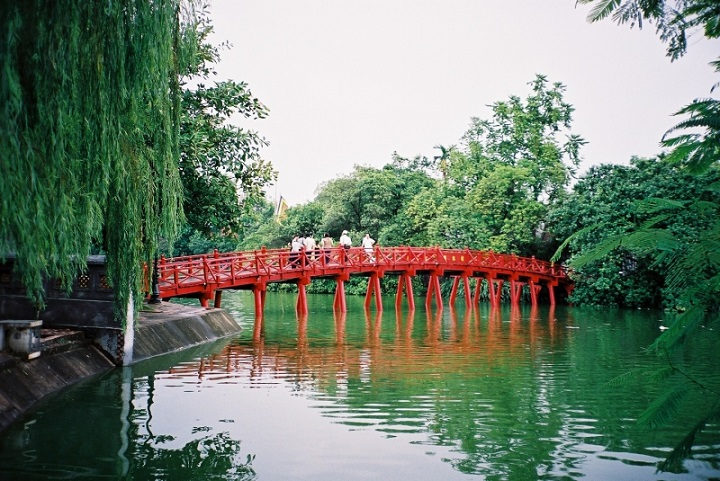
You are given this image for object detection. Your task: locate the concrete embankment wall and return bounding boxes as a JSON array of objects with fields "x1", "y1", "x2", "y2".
[
  {"x1": 0, "y1": 346, "x2": 114, "y2": 432},
  {"x1": 131, "y1": 306, "x2": 240, "y2": 363},
  {"x1": 0, "y1": 304, "x2": 242, "y2": 433}
]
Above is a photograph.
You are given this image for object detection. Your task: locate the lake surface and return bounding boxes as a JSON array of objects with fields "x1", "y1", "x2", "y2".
[{"x1": 1, "y1": 291, "x2": 719, "y2": 480}]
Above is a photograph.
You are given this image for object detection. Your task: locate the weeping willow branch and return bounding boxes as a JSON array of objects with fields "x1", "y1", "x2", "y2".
[{"x1": 0, "y1": 1, "x2": 196, "y2": 322}]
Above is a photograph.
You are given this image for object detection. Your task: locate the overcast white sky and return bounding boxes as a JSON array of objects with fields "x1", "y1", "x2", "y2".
[{"x1": 208, "y1": 0, "x2": 720, "y2": 206}]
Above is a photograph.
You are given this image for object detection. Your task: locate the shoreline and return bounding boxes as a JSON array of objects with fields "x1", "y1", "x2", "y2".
[{"x1": 0, "y1": 302, "x2": 240, "y2": 433}]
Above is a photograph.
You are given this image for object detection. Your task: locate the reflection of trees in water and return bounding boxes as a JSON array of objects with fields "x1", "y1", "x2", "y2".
[
  {"x1": 128, "y1": 431, "x2": 256, "y2": 481},
  {"x1": 163, "y1": 304, "x2": 716, "y2": 478}
]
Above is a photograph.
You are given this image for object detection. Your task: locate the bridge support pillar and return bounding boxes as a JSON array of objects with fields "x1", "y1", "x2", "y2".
[
  {"x1": 364, "y1": 273, "x2": 383, "y2": 311},
  {"x1": 425, "y1": 273, "x2": 443, "y2": 310},
  {"x1": 199, "y1": 290, "x2": 213, "y2": 308},
  {"x1": 334, "y1": 277, "x2": 347, "y2": 312},
  {"x1": 296, "y1": 277, "x2": 310, "y2": 315},
  {"x1": 486, "y1": 278, "x2": 503, "y2": 307},
  {"x1": 214, "y1": 290, "x2": 223, "y2": 308},
  {"x1": 472, "y1": 278, "x2": 481, "y2": 306},
  {"x1": 510, "y1": 280, "x2": 524, "y2": 306},
  {"x1": 395, "y1": 273, "x2": 415, "y2": 310},
  {"x1": 529, "y1": 280, "x2": 542, "y2": 307},
  {"x1": 547, "y1": 280, "x2": 558, "y2": 306},
  {"x1": 253, "y1": 284, "x2": 266, "y2": 318},
  {"x1": 449, "y1": 275, "x2": 471, "y2": 307}
]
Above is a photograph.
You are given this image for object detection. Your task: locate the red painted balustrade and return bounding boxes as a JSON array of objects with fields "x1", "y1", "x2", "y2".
[{"x1": 149, "y1": 246, "x2": 572, "y2": 316}]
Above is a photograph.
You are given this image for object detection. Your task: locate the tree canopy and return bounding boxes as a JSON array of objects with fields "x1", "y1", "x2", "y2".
[
  {"x1": 0, "y1": 1, "x2": 191, "y2": 314},
  {"x1": 178, "y1": 10, "x2": 275, "y2": 245}
]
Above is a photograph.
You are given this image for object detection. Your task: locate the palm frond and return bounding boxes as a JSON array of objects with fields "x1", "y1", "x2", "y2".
[
  {"x1": 607, "y1": 366, "x2": 649, "y2": 387},
  {"x1": 649, "y1": 366, "x2": 676, "y2": 383},
  {"x1": 623, "y1": 228, "x2": 679, "y2": 253},
  {"x1": 657, "y1": 399, "x2": 720, "y2": 472},
  {"x1": 637, "y1": 386, "x2": 688, "y2": 429},
  {"x1": 648, "y1": 305, "x2": 706, "y2": 352},
  {"x1": 580, "y1": 0, "x2": 622, "y2": 22},
  {"x1": 612, "y1": 1, "x2": 642, "y2": 27},
  {"x1": 634, "y1": 198, "x2": 686, "y2": 214},
  {"x1": 550, "y1": 223, "x2": 599, "y2": 262},
  {"x1": 705, "y1": 181, "x2": 720, "y2": 193},
  {"x1": 569, "y1": 234, "x2": 623, "y2": 268}
]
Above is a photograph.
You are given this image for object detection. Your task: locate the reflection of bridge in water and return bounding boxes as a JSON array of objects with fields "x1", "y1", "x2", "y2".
[
  {"x1": 164, "y1": 306, "x2": 566, "y2": 385},
  {"x1": 154, "y1": 247, "x2": 573, "y2": 316}
]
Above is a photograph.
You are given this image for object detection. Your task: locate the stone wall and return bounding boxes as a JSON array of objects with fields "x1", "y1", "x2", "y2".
[{"x1": 0, "y1": 346, "x2": 114, "y2": 432}]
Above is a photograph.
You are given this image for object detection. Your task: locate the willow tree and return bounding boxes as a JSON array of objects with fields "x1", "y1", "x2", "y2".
[{"x1": 0, "y1": 1, "x2": 194, "y2": 317}]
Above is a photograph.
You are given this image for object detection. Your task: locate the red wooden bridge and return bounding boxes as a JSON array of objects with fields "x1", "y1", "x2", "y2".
[{"x1": 151, "y1": 246, "x2": 572, "y2": 317}]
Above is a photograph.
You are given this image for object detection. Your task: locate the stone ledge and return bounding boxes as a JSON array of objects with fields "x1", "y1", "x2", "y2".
[{"x1": 0, "y1": 345, "x2": 114, "y2": 433}]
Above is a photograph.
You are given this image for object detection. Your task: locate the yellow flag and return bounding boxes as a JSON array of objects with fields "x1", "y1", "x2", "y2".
[{"x1": 275, "y1": 196, "x2": 289, "y2": 222}]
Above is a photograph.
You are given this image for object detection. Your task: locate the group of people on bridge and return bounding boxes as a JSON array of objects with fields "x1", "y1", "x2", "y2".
[{"x1": 289, "y1": 231, "x2": 377, "y2": 266}]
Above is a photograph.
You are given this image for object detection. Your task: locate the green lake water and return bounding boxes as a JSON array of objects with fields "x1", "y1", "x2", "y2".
[{"x1": 1, "y1": 291, "x2": 719, "y2": 480}]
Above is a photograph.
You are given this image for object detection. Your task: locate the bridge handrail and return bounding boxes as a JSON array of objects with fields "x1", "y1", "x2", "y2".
[{"x1": 152, "y1": 246, "x2": 567, "y2": 298}]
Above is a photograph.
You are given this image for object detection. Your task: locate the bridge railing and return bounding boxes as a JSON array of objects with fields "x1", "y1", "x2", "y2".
[{"x1": 153, "y1": 246, "x2": 567, "y2": 296}]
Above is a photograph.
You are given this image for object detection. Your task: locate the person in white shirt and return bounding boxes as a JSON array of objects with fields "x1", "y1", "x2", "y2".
[
  {"x1": 289, "y1": 235, "x2": 303, "y2": 268},
  {"x1": 304, "y1": 233, "x2": 317, "y2": 260},
  {"x1": 339, "y1": 230, "x2": 351, "y2": 250},
  {"x1": 362, "y1": 233, "x2": 375, "y2": 262}
]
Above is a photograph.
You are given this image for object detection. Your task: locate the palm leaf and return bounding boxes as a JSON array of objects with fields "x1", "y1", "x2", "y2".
[
  {"x1": 657, "y1": 399, "x2": 720, "y2": 472},
  {"x1": 607, "y1": 366, "x2": 649, "y2": 387},
  {"x1": 622, "y1": 228, "x2": 679, "y2": 253},
  {"x1": 578, "y1": 0, "x2": 622, "y2": 22},
  {"x1": 637, "y1": 386, "x2": 688, "y2": 429},
  {"x1": 705, "y1": 181, "x2": 720, "y2": 193},
  {"x1": 569, "y1": 234, "x2": 623, "y2": 268},
  {"x1": 648, "y1": 305, "x2": 706, "y2": 352},
  {"x1": 550, "y1": 223, "x2": 599, "y2": 263},
  {"x1": 634, "y1": 197, "x2": 686, "y2": 214}
]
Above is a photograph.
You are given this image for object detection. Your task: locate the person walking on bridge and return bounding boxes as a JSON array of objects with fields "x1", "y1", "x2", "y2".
[
  {"x1": 304, "y1": 233, "x2": 316, "y2": 261},
  {"x1": 289, "y1": 235, "x2": 303, "y2": 268},
  {"x1": 321, "y1": 233, "x2": 333, "y2": 264},
  {"x1": 362, "y1": 233, "x2": 376, "y2": 263},
  {"x1": 339, "y1": 230, "x2": 352, "y2": 250}
]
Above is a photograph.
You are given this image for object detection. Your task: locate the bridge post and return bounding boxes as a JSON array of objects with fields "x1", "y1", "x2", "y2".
[
  {"x1": 364, "y1": 273, "x2": 383, "y2": 311},
  {"x1": 333, "y1": 275, "x2": 348, "y2": 312},
  {"x1": 486, "y1": 278, "x2": 503, "y2": 307},
  {"x1": 253, "y1": 283, "x2": 266, "y2": 318},
  {"x1": 395, "y1": 273, "x2": 415, "y2": 310},
  {"x1": 472, "y1": 278, "x2": 482, "y2": 306},
  {"x1": 449, "y1": 277, "x2": 460, "y2": 305},
  {"x1": 510, "y1": 280, "x2": 524, "y2": 306},
  {"x1": 529, "y1": 279, "x2": 542, "y2": 307},
  {"x1": 214, "y1": 290, "x2": 223, "y2": 308},
  {"x1": 462, "y1": 276, "x2": 471, "y2": 306},
  {"x1": 296, "y1": 277, "x2": 310, "y2": 315},
  {"x1": 547, "y1": 280, "x2": 558, "y2": 306},
  {"x1": 425, "y1": 273, "x2": 443, "y2": 310},
  {"x1": 449, "y1": 275, "x2": 471, "y2": 307},
  {"x1": 395, "y1": 276, "x2": 404, "y2": 310},
  {"x1": 199, "y1": 290, "x2": 213, "y2": 308}
]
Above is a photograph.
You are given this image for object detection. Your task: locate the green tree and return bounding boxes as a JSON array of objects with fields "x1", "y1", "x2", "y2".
[
  {"x1": 549, "y1": 157, "x2": 719, "y2": 307},
  {"x1": 430, "y1": 75, "x2": 585, "y2": 255},
  {"x1": 176, "y1": 9, "x2": 275, "y2": 252},
  {"x1": 566, "y1": 1, "x2": 720, "y2": 469},
  {"x1": 313, "y1": 164, "x2": 434, "y2": 241},
  {"x1": 0, "y1": 1, "x2": 193, "y2": 316}
]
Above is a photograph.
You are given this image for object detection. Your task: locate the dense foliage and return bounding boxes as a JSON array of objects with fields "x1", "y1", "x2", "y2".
[
  {"x1": 573, "y1": 0, "x2": 720, "y2": 471},
  {"x1": 177, "y1": 10, "x2": 275, "y2": 251},
  {"x1": 549, "y1": 157, "x2": 720, "y2": 308},
  {"x1": 0, "y1": 1, "x2": 191, "y2": 315}
]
